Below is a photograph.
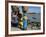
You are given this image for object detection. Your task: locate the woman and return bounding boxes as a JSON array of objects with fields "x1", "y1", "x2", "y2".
[{"x1": 11, "y1": 11, "x2": 19, "y2": 27}]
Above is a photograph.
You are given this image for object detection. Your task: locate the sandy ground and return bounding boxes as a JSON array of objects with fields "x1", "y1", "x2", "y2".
[
  {"x1": 11, "y1": 24, "x2": 40, "y2": 31},
  {"x1": 11, "y1": 25, "x2": 33, "y2": 31},
  {"x1": 11, "y1": 27, "x2": 21, "y2": 31}
]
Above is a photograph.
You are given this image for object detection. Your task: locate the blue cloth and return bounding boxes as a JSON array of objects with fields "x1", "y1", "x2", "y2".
[
  {"x1": 23, "y1": 20, "x2": 27, "y2": 29},
  {"x1": 23, "y1": 13, "x2": 27, "y2": 29}
]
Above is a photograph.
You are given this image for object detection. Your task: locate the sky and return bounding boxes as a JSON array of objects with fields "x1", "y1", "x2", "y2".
[
  {"x1": 18, "y1": 6, "x2": 41, "y2": 13},
  {"x1": 28, "y1": 6, "x2": 41, "y2": 13},
  {"x1": 19, "y1": 6, "x2": 23, "y2": 14}
]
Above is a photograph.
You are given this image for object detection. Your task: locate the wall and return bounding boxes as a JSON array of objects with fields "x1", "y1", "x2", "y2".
[{"x1": 0, "y1": 0, "x2": 46, "y2": 37}]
